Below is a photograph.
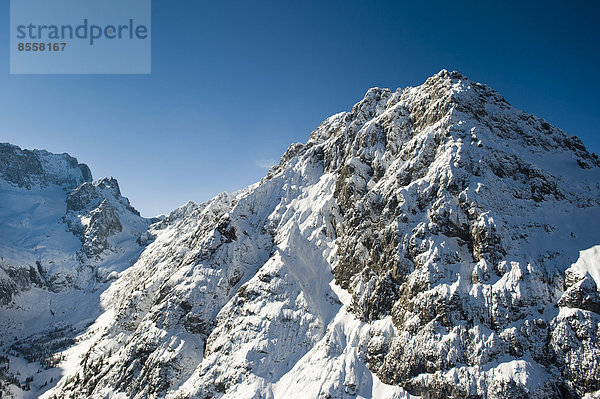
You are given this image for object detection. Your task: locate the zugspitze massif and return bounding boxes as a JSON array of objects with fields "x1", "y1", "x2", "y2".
[{"x1": 1, "y1": 70, "x2": 599, "y2": 399}]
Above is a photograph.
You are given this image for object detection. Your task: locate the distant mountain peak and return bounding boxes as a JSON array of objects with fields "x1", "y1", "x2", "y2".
[
  {"x1": 0, "y1": 142, "x2": 92, "y2": 190},
  {"x1": 0, "y1": 145, "x2": 151, "y2": 301}
]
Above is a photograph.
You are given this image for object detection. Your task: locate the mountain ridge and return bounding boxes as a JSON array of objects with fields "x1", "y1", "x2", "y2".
[
  {"x1": 2, "y1": 70, "x2": 600, "y2": 398},
  {"x1": 0, "y1": 142, "x2": 92, "y2": 190}
]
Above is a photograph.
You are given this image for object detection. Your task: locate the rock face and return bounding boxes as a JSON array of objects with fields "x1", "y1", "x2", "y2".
[
  {"x1": 323, "y1": 72, "x2": 600, "y2": 398},
  {"x1": 0, "y1": 143, "x2": 92, "y2": 189},
  {"x1": 64, "y1": 177, "x2": 143, "y2": 258},
  {"x1": 4, "y1": 71, "x2": 600, "y2": 399}
]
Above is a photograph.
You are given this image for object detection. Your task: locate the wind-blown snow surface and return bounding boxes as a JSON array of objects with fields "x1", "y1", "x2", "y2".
[{"x1": 7, "y1": 70, "x2": 600, "y2": 398}]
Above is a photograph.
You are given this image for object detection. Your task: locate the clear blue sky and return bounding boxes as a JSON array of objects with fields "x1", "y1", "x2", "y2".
[{"x1": 1, "y1": 1, "x2": 599, "y2": 216}]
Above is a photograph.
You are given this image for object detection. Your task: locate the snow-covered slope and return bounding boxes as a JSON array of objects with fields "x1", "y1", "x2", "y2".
[
  {"x1": 0, "y1": 143, "x2": 153, "y2": 397},
  {"x1": 4, "y1": 70, "x2": 600, "y2": 399}
]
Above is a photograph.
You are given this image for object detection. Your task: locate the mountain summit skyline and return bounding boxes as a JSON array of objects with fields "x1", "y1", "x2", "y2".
[
  {"x1": 3, "y1": 2, "x2": 599, "y2": 218},
  {"x1": 1, "y1": 70, "x2": 599, "y2": 398}
]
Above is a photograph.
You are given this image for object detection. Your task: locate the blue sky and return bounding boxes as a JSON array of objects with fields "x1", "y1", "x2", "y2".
[{"x1": 1, "y1": 0, "x2": 599, "y2": 216}]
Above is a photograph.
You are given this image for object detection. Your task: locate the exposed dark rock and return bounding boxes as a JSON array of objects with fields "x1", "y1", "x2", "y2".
[
  {"x1": 0, "y1": 143, "x2": 91, "y2": 189},
  {"x1": 558, "y1": 274, "x2": 600, "y2": 314}
]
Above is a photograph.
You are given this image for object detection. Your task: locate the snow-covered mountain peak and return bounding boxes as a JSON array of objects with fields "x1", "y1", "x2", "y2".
[
  {"x1": 3, "y1": 72, "x2": 600, "y2": 399},
  {"x1": 66, "y1": 176, "x2": 140, "y2": 216},
  {"x1": 305, "y1": 70, "x2": 500, "y2": 151}
]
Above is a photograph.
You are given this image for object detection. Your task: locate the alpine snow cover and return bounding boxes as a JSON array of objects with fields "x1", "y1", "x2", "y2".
[{"x1": 1, "y1": 70, "x2": 599, "y2": 399}]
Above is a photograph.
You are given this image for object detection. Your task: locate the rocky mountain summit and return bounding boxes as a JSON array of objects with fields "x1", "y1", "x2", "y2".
[{"x1": 2, "y1": 71, "x2": 600, "y2": 398}]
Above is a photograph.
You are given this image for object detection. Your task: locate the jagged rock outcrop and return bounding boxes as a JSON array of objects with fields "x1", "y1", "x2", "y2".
[{"x1": 64, "y1": 177, "x2": 144, "y2": 259}]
